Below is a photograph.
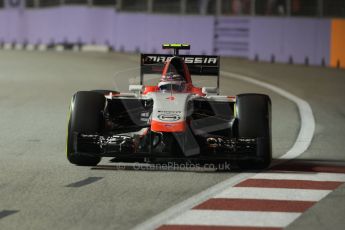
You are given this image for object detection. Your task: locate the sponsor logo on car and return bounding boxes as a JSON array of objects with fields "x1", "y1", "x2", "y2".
[
  {"x1": 157, "y1": 114, "x2": 181, "y2": 122},
  {"x1": 157, "y1": 110, "x2": 182, "y2": 114},
  {"x1": 144, "y1": 55, "x2": 218, "y2": 65}
]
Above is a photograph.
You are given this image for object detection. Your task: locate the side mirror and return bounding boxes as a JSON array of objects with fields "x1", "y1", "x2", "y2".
[{"x1": 202, "y1": 87, "x2": 218, "y2": 95}]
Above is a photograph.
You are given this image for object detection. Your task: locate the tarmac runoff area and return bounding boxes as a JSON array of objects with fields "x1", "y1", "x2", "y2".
[{"x1": 0, "y1": 50, "x2": 345, "y2": 230}]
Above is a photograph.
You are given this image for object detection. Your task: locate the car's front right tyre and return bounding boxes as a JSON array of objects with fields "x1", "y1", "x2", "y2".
[
  {"x1": 66, "y1": 91, "x2": 105, "y2": 166},
  {"x1": 236, "y1": 93, "x2": 272, "y2": 170}
]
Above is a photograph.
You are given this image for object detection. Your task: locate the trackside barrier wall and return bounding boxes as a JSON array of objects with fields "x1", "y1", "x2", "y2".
[
  {"x1": 330, "y1": 19, "x2": 345, "y2": 68},
  {"x1": 249, "y1": 17, "x2": 331, "y2": 66},
  {"x1": 213, "y1": 17, "x2": 250, "y2": 58},
  {"x1": 115, "y1": 13, "x2": 214, "y2": 54},
  {"x1": 0, "y1": 7, "x2": 214, "y2": 55},
  {"x1": 0, "y1": 6, "x2": 344, "y2": 68},
  {"x1": 0, "y1": 7, "x2": 116, "y2": 46}
]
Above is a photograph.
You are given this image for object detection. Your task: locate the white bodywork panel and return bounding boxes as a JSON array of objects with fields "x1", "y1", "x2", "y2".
[
  {"x1": 147, "y1": 92, "x2": 197, "y2": 123},
  {"x1": 108, "y1": 90, "x2": 235, "y2": 126}
]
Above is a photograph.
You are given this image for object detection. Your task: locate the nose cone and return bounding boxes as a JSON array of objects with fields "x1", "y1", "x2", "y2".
[{"x1": 149, "y1": 92, "x2": 190, "y2": 132}]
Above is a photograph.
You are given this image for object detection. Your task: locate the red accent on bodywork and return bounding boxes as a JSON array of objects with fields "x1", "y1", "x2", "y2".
[
  {"x1": 143, "y1": 86, "x2": 159, "y2": 94},
  {"x1": 151, "y1": 120, "x2": 186, "y2": 132},
  {"x1": 191, "y1": 86, "x2": 204, "y2": 96},
  {"x1": 143, "y1": 84, "x2": 203, "y2": 96}
]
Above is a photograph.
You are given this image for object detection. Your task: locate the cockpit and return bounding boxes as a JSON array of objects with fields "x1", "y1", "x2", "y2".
[
  {"x1": 158, "y1": 73, "x2": 186, "y2": 92},
  {"x1": 158, "y1": 57, "x2": 188, "y2": 92}
]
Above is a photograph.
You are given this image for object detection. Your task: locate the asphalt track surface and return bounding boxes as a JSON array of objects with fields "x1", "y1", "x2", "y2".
[{"x1": 0, "y1": 50, "x2": 344, "y2": 230}]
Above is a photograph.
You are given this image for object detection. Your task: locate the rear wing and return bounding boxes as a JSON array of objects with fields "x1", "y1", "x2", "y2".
[{"x1": 140, "y1": 54, "x2": 220, "y2": 90}]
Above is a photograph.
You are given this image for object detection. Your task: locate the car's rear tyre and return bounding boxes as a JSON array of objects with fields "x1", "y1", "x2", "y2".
[
  {"x1": 67, "y1": 91, "x2": 105, "y2": 166},
  {"x1": 236, "y1": 94, "x2": 272, "y2": 170}
]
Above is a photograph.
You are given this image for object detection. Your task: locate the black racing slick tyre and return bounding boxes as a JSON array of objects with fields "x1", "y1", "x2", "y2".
[
  {"x1": 236, "y1": 94, "x2": 272, "y2": 170},
  {"x1": 66, "y1": 91, "x2": 105, "y2": 166}
]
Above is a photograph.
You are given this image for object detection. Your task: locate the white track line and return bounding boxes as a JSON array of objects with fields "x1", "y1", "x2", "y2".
[
  {"x1": 132, "y1": 70, "x2": 315, "y2": 230},
  {"x1": 221, "y1": 71, "x2": 315, "y2": 160},
  {"x1": 166, "y1": 210, "x2": 301, "y2": 228},
  {"x1": 214, "y1": 187, "x2": 331, "y2": 201}
]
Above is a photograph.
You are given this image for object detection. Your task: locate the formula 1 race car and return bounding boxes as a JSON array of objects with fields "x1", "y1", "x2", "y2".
[{"x1": 66, "y1": 44, "x2": 272, "y2": 169}]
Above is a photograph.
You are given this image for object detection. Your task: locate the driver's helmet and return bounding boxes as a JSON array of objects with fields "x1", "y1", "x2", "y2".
[{"x1": 158, "y1": 72, "x2": 186, "y2": 92}]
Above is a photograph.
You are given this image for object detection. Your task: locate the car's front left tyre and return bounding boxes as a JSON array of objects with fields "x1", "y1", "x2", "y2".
[
  {"x1": 66, "y1": 91, "x2": 105, "y2": 166},
  {"x1": 236, "y1": 93, "x2": 272, "y2": 170}
]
